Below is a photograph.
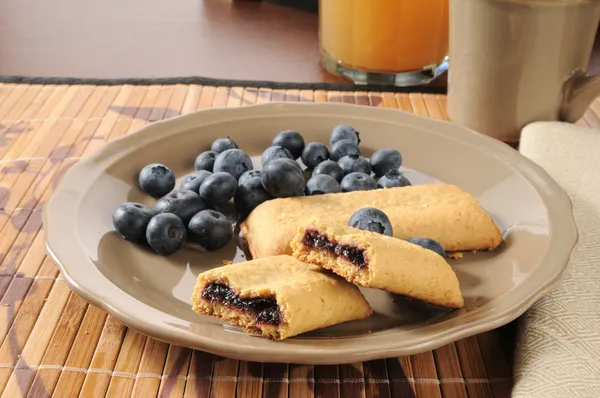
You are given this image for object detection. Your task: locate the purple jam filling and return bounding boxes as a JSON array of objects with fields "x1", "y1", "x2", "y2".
[
  {"x1": 201, "y1": 283, "x2": 282, "y2": 325},
  {"x1": 301, "y1": 230, "x2": 368, "y2": 269}
]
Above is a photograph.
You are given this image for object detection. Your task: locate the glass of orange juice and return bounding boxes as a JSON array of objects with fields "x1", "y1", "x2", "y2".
[{"x1": 320, "y1": 0, "x2": 449, "y2": 86}]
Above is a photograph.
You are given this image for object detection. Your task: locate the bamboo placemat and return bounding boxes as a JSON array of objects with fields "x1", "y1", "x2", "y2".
[{"x1": 2, "y1": 82, "x2": 595, "y2": 398}]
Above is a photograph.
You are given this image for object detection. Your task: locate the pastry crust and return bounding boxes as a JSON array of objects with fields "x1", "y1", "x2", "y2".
[
  {"x1": 191, "y1": 255, "x2": 373, "y2": 340},
  {"x1": 291, "y1": 219, "x2": 464, "y2": 309},
  {"x1": 242, "y1": 184, "x2": 503, "y2": 259}
]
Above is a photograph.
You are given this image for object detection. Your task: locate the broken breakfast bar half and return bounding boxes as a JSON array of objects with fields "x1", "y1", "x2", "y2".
[
  {"x1": 191, "y1": 255, "x2": 372, "y2": 340},
  {"x1": 291, "y1": 219, "x2": 464, "y2": 309}
]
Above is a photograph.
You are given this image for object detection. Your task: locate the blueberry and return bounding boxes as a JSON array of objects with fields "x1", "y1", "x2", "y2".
[
  {"x1": 180, "y1": 170, "x2": 212, "y2": 193},
  {"x1": 330, "y1": 124, "x2": 360, "y2": 146},
  {"x1": 348, "y1": 207, "x2": 393, "y2": 236},
  {"x1": 213, "y1": 149, "x2": 253, "y2": 180},
  {"x1": 211, "y1": 137, "x2": 239, "y2": 154},
  {"x1": 112, "y1": 202, "x2": 154, "y2": 244},
  {"x1": 194, "y1": 151, "x2": 216, "y2": 172},
  {"x1": 305, "y1": 175, "x2": 341, "y2": 196},
  {"x1": 237, "y1": 169, "x2": 261, "y2": 187},
  {"x1": 272, "y1": 130, "x2": 305, "y2": 159},
  {"x1": 330, "y1": 139, "x2": 361, "y2": 161},
  {"x1": 406, "y1": 237, "x2": 446, "y2": 257},
  {"x1": 313, "y1": 160, "x2": 344, "y2": 182},
  {"x1": 188, "y1": 210, "x2": 233, "y2": 251},
  {"x1": 146, "y1": 213, "x2": 186, "y2": 256},
  {"x1": 338, "y1": 154, "x2": 372, "y2": 176},
  {"x1": 235, "y1": 173, "x2": 273, "y2": 219},
  {"x1": 300, "y1": 142, "x2": 329, "y2": 169},
  {"x1": 154, "y1": 190, "x2": 207, "y2": 224},
  {"x1": 370, "y1": 148, "x2": 403, "y2": 177},
  {"x1": 348, "y1": 207, "x2": 394, "y2": 236},
  {"x1": 199, "y1": 172, "x2": 238, "y2": 205},
  {"x1": 340, "y1": 172, "x2": 377, "y2": 192},
  {"x1": 377, "y1": 169, "x2": 412, "y2": 189},
  {"x1": 261, "y1": 145, "x2": 293, "y2": 167},
  {"x1": 261, "y1": 158, "x2": 305, "y2": 198},
  {"x1": 238, "y1": 170, "x2": 262, "y2": 186},
  {"x1": 138, "y1": 163, "x2": 176, "y2": 198}
]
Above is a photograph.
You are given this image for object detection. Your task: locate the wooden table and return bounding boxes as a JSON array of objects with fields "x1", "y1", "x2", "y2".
[
  {"x1": 0, "y1": 0, "x2": 337, "y2": 83},
  {"x1": 1, "y1": 0, "x2": 597, "y2": 84}
]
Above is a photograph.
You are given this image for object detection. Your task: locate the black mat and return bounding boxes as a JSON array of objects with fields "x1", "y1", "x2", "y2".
[{"x1": 0, "y1": 75, "x2": 447, "y2": 94}]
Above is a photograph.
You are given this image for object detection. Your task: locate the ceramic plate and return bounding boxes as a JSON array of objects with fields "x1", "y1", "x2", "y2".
[{"x1": 43, "y1": 103, "x2": 577, "y2": 364}]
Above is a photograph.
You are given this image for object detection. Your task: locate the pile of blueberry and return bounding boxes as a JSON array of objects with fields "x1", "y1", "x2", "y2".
[
  {"x1": 297, "y1": 124, "x2": 412, "y2": 195},
  {"x1": 348, "y1": 207, "x2": 446, "y2": 257},
  {"x1": 112, "y1": 125, "x2": 415, "y2": 257}
]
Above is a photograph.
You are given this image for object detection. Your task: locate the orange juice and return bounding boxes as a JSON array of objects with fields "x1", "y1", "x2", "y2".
[{"x1": 320, "y1": 0, "x2": 449, "y2": 74}]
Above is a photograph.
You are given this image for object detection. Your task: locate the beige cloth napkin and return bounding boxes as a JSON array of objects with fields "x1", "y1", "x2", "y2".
[{"x1": 513, "y1": 121, "x2": 600, "y2": 397}]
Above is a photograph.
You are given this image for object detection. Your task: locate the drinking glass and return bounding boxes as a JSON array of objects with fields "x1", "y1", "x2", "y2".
[{"x1": 319, "y1": 0, "x2": 450, "y2": 86}]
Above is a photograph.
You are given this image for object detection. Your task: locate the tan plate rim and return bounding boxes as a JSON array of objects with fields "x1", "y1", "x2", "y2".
[{"x1": 43, "y1": 102, "x2": 578, "y2": 364}]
